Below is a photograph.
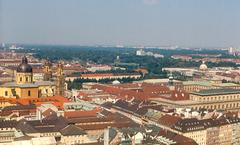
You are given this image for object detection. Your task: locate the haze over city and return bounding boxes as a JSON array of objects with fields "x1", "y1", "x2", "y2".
[
  {"x1": 1, "y1": 0, "x2": 240, "y2": 48},
  {"x1": 2, "y1": 1, "x2": 240, "y2": 145}
]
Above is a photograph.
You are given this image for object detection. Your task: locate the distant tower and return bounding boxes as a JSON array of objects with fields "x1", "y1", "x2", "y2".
[
  {"x1": 56, "y1": 62, "x2": 65, "y2": 96},
  {"x1": 43, "y1": 60, "x2": 52, "y2": 81},
  {"x1": 168, "y1": 72, "x2": 175, "y2": 91},
  {"x1": 115, "y1": 56, "x2": 121, "y2": 64}
]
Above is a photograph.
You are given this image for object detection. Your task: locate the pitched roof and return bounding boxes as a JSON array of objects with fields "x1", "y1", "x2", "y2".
[
  {"x1": 2, "y1": 104, "x2": 36, "y2": 111},
  {"x1": 64, "y1": 109, "x2": 99, "y2": 119},
  {"x1": 158, "y1": 115, "x2": 182, "y2": 128},
  {"x1": 60, "y1": 125, "x2": 86, "y2": 136},
  {"x1": 42, "y1": 108, "x2": 57, "y2": 117},
  {"x1": 0, "y1": 120, "x2": 18, "y2": 128}
]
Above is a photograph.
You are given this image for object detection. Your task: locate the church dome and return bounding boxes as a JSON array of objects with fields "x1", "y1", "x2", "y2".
[
  {"x1": 112, "y1": 80, "x2": 120, "y2": 85},
  {"x1": 17, "y1": 56, "x2": 33, "y2": 73},
  {"x1": 199, "y1": 61, "x2": 208, "y2": 71}
]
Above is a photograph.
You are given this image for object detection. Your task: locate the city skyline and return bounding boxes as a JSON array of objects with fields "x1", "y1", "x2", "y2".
[{"x1": 1, "y1": 0, "x2": 240, "y2": 48}]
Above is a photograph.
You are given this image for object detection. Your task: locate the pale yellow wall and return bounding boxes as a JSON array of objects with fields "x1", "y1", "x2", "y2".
[
  {"x1": 0, "y1": 101, "x2": 16, "y2": 108},
  {"x1": 0, "y1": 87, "x2": 14, "y2": 98},
  {"x1": 38, "y1": 85, "x2": 56, "y2": 97},
  {"x1": 61, "y1": 135, "x2": 92, "y2": 144},
  {"x1": 219, "y1": 124, "x2": 232, "y2": 145},
  {"x1": 16, "y1": 72, "x2": 33, "y2": 84},
  {"x1": 20, "y1": 88, "x2": 39, "y2": 98},
  {"x1": 0, "y1": 87, "x2": 38, "y2": 98},
  {"x1": 0, "y1": 85, "x2": 56, "y2": 99},
  {"x1": 189, "y1": 93, "x2": 240, "y2": 111},
  {"x1": 183, "y1": 130, "x2": 207, "y2": 145}
]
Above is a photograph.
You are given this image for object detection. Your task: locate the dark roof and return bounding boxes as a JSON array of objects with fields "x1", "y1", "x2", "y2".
[
  {"x1": 174, "y1": 118, "x2": 205, "y2": 133},
  {"x1": 60, "y1": 125, "x2": 86, "y2": 136},
  {"x1": 16, "y1": 120, "x2": 37, "y2": 133},
  {"x1": 174, "y1": 115, "x2": 240, "y2": 133},
  {"x1": 14, "y1": 135, "x2": 33, "y2": 141},
  {"x1": 0, "y1": 120, "x2": 17, "y2": 128},
  {"x1": 16, "y1": 56, "x2": 32, "y2": 73},
  {"x1": 16, "y1": 116, "x2": 68, "y2": 133},
  {"x1": 2, "y1": 104, "x2": 36, "y2": 111}
]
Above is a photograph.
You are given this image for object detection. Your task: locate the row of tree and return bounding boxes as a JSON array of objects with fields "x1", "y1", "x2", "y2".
[
  {"x1": 17, "y1": 45, "x2": 239, "y2": 79},
  {"x1": 66, "y1": 77, "x2": 143, "y2": 90}
]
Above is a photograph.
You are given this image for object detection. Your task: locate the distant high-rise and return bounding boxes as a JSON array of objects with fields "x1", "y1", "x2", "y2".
[
  {"x1": 228, "y1": 47, "x2": 236, "y2": 56},
  {"x1": 1, "y1": 43, "x2": 5, "y2": 49}
]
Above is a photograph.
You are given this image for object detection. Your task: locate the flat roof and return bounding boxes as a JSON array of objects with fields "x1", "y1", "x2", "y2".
[
  {"x1": 183, "y1": 81, "x2": 240, "y2": 87},
  {"x1": 183, "y1": 81, "x2": 212, "y2": 86},
  {"x1": 191, "y1": 89, "x2": 240, "y2": 96},
  {"x1": 213, "y1": 83, "x2": 239, "y2": 87},
  {"x1": 1, "y1": 81, "x2": 55, "y2": 88},
  {"x1": 142, "y1": 79, "x2": 181, "y2": 83}
]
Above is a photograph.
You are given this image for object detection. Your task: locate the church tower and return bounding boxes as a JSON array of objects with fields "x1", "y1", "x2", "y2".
[
  {"x1": 56, "y1": 62, "x2": 65, "y2": 96},
  {"x1": 16, "y1": 56, "x2": 33, "y2": 84},
  {"x1": 43, "y1": 60, "x2": 52, "y2": 81}
]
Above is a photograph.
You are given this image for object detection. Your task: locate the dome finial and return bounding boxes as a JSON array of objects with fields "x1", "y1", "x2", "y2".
[{"x1": 22, "y1": 55, "x2": 28, "y2": 64}]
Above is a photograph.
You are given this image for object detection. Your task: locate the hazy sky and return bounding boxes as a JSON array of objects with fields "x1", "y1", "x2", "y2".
[{"x1": 0, "y1": 0, "x2": 240, "y2": 48}]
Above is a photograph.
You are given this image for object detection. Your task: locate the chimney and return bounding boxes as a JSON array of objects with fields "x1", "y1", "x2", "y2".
[{"x1": 104, "y1": 126, "x2": 110, "y2": 145}]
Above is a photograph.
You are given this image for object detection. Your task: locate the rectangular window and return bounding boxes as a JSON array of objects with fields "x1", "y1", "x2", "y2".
[
  {"x1": 28, "y1": 90, "x2": 31, "y2": 96},
  {"x1": 5, "y1": 91, "x2": 8, "y2": 96}
]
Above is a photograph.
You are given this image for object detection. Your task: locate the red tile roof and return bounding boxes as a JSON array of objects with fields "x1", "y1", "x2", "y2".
[
  {"x1": 81, "y1": 73, "x2": 113, "y2": 77},
  {"x1": 92, "y1": 83, "x2": 188, "y2": 101},
  {"x1": 64, "y1": 108, "x2": 101, "y2": 119},
  {"x1": 0, "y1": 96, "x2": 69, "y2": 109},
  {"x1": 158, "y1": 114, "x2": 182, "y2": 128},
  {"x1": 42, "y1": 108, "x2": 56, "y2": 117}
]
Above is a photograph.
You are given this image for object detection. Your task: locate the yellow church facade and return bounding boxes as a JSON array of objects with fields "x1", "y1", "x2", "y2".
[{"x1": 0, "y1": 56, "x2": 56, "y2": 99}]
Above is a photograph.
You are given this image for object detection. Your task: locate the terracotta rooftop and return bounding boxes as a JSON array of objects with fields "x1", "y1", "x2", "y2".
[
  {"x1": 158, "y1": 114, "x2": 182, "y2": 128},
  {"x1": 64, "y1": 108, "x2": 101, "y2": 119},
  {"x1": 81, "y1": 73, "x2": 113, "y2": 77}
]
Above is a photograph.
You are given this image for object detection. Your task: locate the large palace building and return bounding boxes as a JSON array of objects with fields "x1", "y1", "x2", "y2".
[
  {"x1": 0, "y1": 56, "x2": 56, "y2": 98},
  {"x1": 150, "y1": 88, "x2": 240, "y2": 111}
]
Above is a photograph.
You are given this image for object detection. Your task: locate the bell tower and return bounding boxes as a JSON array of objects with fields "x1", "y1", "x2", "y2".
[
  {"x1": 43, "y1": 60, "x2": 52, "y2": 81},
  {"x1": 56, "y1": 62, "x2": 65, "y2": 96}
]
